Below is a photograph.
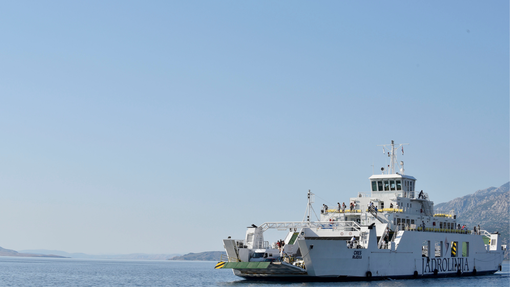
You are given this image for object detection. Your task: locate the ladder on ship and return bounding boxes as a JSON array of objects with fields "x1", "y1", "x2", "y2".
[
  {"x1": 368, "y1": 209, "x2": 387, "y2": 223},
  {"x1": 377, "y1": 224, "x2": 390, "y2": 249}
]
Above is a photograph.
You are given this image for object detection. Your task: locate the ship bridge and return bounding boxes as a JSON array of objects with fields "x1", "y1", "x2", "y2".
[{"x1": 369, "y1": 174, "x2": 416, "y2": 199}]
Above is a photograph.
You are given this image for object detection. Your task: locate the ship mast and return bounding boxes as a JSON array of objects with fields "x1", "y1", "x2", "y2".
[
  {"x1": 377, "y1": 140, "x2": 409, "y2": 174},
  {"x1": 303, "y1": 190, "x2": 316, "y2": 222}
]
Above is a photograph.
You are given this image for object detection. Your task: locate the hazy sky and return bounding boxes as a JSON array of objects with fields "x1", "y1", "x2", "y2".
[{"x1": 0, "y1": 1, "x2": 508, "y2": 255}]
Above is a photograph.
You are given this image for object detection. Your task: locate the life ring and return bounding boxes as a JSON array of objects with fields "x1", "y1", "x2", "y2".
[
  {"x1": 340, "y1": 232, "x2": 344, "y2": 235},
  {"x1": 366, "y1": 271, "x2": 372, "y2": 278},
  {"x1": 349, "y1": 232, "x2": 352, "y2": 235}
]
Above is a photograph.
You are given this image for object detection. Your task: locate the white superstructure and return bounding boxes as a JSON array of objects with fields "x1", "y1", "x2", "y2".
[{"x1": 216, "y1": 141, "x2": 506, "y2": 281}]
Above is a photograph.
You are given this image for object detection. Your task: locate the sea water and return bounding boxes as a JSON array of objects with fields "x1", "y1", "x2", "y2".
[{"x1": 0, "y1": 257, "x2": 507, "y2": 287}]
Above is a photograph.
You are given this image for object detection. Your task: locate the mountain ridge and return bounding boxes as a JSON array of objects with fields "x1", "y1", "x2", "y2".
[{"x1": 435, "y1": 182, "x2": 509, "y2": 259}]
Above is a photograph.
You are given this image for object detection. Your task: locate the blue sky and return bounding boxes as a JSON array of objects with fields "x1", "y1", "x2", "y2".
[{"x1": 0, "y1": 1, "x2": 508, "y2": 254}]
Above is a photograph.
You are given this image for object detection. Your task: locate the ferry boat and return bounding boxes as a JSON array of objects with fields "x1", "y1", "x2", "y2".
[{"x1": 215, "y1": 141, "x2": 506, "y2": 281}]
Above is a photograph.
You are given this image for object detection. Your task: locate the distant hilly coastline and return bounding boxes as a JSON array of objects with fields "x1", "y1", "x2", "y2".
[
  {"x1": 0, "y1": 247, "x2": 67, "y2": 258},
  {"x1": 19, "y1": 250, "x2": 181, "y2": 260},
  {"x1": 15, "y1": 249, "x2": 225, "y2": 261},
  {"x1": 169, "y1": 251, "x2": 225, "y2": 261}
]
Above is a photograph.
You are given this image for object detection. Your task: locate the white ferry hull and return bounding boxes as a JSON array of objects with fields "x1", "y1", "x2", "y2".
[
  {"x1": 298, "y1": 234, "x2": 502, "y2": 279},
  {"x1": 229, "y1": 230, "x2": 503, "y2": 281}
]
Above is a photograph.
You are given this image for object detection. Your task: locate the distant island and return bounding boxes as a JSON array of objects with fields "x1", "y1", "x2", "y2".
[
  {"x1": 0, "y1": 247, "x2": 67, "y2": 258},
  {"x1": 19, "y1": 250, "x2": 181, "y2": 260},
  {"x1": 169, "y1": 251, "x2": 225, "y2": 261}
]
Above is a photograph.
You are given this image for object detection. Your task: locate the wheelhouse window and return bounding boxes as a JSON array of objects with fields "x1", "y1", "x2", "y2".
[
  {"x1": 372, "y1": 181, "x2": 377, "y2": 191},
  {"x1": 252, "y1": 252, "x2": 265, "y2": 258},
  {"x1": 396, "y1": 180, "x2": 402, "y2": 190},
  {"x1": 378, "y1": 181, "x2": 383, "y2": 191},
  {"x1": 390, "y1": 180, "x2": 396, "y2": 191},
  {"x1": 384, "y1": 180, "x2": 389, "y2": 191}
]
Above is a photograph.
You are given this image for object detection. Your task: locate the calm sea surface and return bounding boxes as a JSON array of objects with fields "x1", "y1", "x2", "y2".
[{"x1": 0, "y1": 257, "x2": 507, "y2": 287}]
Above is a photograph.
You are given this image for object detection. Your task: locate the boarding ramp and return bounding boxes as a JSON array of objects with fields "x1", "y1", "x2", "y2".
[{"x1": 222, "y1": 239, "x2": 240, "y2": 262}]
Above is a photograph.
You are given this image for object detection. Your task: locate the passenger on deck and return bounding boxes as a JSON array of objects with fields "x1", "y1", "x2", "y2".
[
  {"x1": 350, "y1": 202, "x2": 354, "y2": 212},
  {"x1": 342, "y1": 202, "x2": 346, "y2": 212},
  {"x1": 390, "y1": 203, "x2": 393, "y2": 208},
  {"x1": 337, "y1": 202, "x2": 341, "y2": 212},
  {"x1": 478, "y1": 225, "x2": 481, "y2": 235}
]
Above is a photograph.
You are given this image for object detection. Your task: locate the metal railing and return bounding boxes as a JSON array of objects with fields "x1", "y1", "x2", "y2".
[{"x1": 258, "y1": 221, "x2": 361, "y2": 232}]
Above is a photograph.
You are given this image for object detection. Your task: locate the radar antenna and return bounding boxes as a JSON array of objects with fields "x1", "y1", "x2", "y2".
[{"x1": 377, "y1": 140, "x2": 409, "y2": 174}]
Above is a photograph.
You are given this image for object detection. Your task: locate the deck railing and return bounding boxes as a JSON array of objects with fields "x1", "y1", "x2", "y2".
[
  {"x1": 413, "y1": 227, "x2": 473, "y2": 234},
  {"x1": 258, "y1": 221, "x2": 361, "y2": 232}
]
